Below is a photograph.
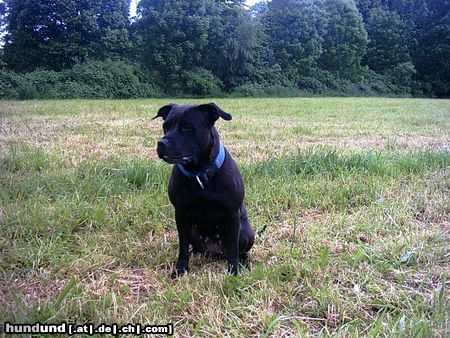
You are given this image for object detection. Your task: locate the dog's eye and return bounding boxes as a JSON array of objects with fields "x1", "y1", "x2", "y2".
[{"x1": 180, "y1": 122, "x2": 193, "y2": 133}]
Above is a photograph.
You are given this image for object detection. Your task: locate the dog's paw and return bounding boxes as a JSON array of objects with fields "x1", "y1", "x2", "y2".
[
  {"x1": 170, "y1": 270, "x2": 182, "y2": 279},
  {"x1": 170, "y1": 271, "x2": 181, "y2": 279},
  {"x1": 239, "y1": 252, "x2": 250, "y2": 269},
  {"x1": 170, "y1": 268, "x2": 188, "y2": 279},
  {"x1": 227, "y1": 263, "x2": 239, "y2": 276}
]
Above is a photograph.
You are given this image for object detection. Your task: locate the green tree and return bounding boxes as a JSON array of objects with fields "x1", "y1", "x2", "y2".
[
  {"x1": 0, "y1": 2, "x2": 6, "y2": 68},
  {"x1": 263, "y1": 0, "x2": 325, "y2": 78},
  {"x1": 354, "y1": 0, "x2": 383, "y2": 21},
  {"x1": 413, "y1": 0, "x2": 450, "y2": 96},
  {"x1": 363, "y1": 7, "x2": 411, "y2": 74},
  {"x1": 0, "y1": 2, "x2": 6, "y2": 29},
  {"x1": 319, "y1": 0, "x2": 368, "y2": 79},
  {"x1": 135, "y1": 0, "x2": 263, "y2": 92},
  {"x1": 205, "y1": 0, "x2": 264, "y2": 89},
  {"x1": 381, "y1": 0, "x2": 428, "y2": 25},
  {"x1": 355, "y1": 0, "x2": 428, "y2": 25},
  {"x1": 2, "y1": 0, "x2": 131, "y2": 72},
  {"x1": 249, "y1": 1, "x2": 268, "y2": 17},
  {"x1": 135, "y1": 0, "x2": 210, "y2": 93},
  {"x1": 93, "y1": 0, "x2": 133, "y2": 60}
]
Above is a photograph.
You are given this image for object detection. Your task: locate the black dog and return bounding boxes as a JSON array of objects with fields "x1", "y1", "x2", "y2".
[{"x1": 154, "y1": 103, "x2": 255, "y2": 277}]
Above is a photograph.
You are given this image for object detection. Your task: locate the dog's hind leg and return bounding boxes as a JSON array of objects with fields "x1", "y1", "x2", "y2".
[{"x1": 239, "y1": 205, "x2": 255, "y2": 268}]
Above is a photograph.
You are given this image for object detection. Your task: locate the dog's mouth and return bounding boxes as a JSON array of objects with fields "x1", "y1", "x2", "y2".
[{"x1": 162, "y1": 155, "x2": 193, "y2": 165}]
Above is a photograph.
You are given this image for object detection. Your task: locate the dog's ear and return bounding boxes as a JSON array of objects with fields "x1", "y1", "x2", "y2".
[
  {"x1": 152, "y1": 103, "x2": 176, "y2": 120},
  {"x1": 197, "y1": 102, "x2": 232, "y2": 124}
]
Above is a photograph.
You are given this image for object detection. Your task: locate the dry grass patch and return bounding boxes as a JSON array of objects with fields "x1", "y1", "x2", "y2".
[{"x1": 2, "y1": 98, "x2": 449, "y2": 163}]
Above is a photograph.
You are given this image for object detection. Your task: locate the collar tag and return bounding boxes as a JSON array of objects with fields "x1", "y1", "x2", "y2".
[{"x1": 195, "y1": 175, "x2": 205, "y2": 190}]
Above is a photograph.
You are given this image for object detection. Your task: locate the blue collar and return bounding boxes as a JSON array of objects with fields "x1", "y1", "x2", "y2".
[{"x1": 177, "y1": 142, "x2": 226, "y2": 189}]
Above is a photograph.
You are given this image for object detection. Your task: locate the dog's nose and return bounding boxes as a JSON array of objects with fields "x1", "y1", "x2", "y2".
[{"x1": 158, "y1": 139, "x2": 168, "y2": 149}]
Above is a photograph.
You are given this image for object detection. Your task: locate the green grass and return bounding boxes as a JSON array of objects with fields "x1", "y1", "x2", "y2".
[{"x1": 0, "y1": 98, "x2": 449, "y2": 336}]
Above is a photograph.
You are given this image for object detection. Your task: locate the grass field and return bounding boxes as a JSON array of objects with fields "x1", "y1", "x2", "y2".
[{"x1": 1, "y1": 98, "x2": 449, "y2": 337}]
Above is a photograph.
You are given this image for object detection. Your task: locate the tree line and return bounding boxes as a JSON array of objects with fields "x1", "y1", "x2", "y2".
[{"x1": 0, "y1": 0, "x2": 448, "y2": 99}]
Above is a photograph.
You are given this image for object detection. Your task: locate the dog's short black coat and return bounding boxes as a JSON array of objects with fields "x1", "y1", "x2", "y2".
[{"x1": 154, "y1": 103, "x2": 255, "y2": 277}]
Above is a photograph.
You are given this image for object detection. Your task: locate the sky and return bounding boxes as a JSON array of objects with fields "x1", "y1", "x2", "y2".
[
  {"x1": 130, "y1": 0, "x2": 259, "y2": 17},
  {"x1": 130, "y1": 0, "x2": 138, "y2": 17}
]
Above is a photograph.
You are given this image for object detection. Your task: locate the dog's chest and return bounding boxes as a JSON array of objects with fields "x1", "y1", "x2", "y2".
[
  {"x1": 188, "y1": 202, "x2": 227, "y2": 255},
  {"x1": 184, "y1": 199, "x2": 229, "y2": 231}
]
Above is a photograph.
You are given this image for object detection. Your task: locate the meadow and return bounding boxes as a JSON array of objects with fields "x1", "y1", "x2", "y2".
[{"x1": 0, "y1": 98, "x2": 449, "y2": 336}]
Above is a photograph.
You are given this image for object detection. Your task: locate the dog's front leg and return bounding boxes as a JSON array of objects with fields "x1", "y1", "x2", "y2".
[
  {"x1": 171, "y1": 210, "x2": 191, "y2": 279},
  {"x1": 224, "y1": 212, "x2": 241, "y2": 275}
]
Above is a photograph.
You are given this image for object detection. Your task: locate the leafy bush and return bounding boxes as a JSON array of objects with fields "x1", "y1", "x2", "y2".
[
  {"x1": 0, "y1": 60, "x2": 163, "y2": 100},
  {"x1": 231, "y1": 83, "x2": 265, "y2": 97},
  {"x1": 232, "y1": 82, "x2": 303, "y2": 97},
  {"x1": 22, "y1": 70, "x2": 65, "y2": 99},
  {"x1": 231, "y1": 67, "x2": 305, "y2": 97},
  {"x1": 181, "y1": 68, "x2": 223, "y2": 96},
  {"x1": 387, "y1": 62, "x2": 416, "y2": 90},
  {"x1": 0, "y1": 61, "x2": 415, "y2": 100},
  {"x1": 360, "y1": 69, "x2": 409, "y2": 96},
  {"x1": 17, "y1": 83, "x2": 39, "y2": 100},
  {"x1": 67, "y1": 59, "x2": 162, "y2": 99},
  {"x1": 295, "y1": 68, "x2": 409, "y2": 97},
  {"x1": 0, "y1": 70, "x2": 22, "y2": 99}
]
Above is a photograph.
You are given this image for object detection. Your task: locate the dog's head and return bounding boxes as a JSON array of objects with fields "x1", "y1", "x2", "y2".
[{"x1": 153, "y1": 103, "x2": 232, "y2": 165}]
